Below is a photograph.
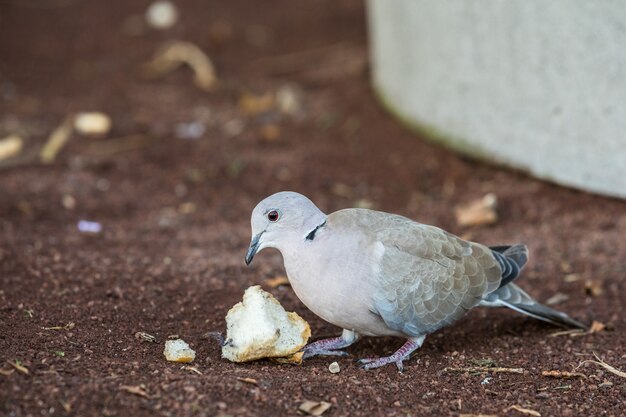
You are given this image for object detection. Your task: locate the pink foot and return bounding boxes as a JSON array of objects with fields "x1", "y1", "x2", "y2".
[
  {"x1": 357, "y1": 335, "x2": 425, "y2": 372},
  {"x1": 302, "y1": 329, "x2": 360, "y2": 359}
]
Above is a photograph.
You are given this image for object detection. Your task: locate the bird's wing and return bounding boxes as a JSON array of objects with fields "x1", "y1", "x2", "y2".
[{"x1": 333, "y1": 209, "x2": 503, "y2": 336}]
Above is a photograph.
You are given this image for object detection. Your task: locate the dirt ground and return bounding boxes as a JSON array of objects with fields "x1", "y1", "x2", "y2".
[{"x1": 1, "y1": 1, "x2": 625, "y2": 416}]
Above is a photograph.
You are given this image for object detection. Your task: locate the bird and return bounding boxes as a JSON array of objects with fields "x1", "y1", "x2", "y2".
[{"x1": 244, "y1": 191, "x2": 586, "y2": 371}]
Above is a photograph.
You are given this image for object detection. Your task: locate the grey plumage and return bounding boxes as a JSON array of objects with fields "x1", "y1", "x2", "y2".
[
  {"x1": 480, "y1": 283, "x2": 586, "y2": 329},
  {"x1": 245, "y1": 192, "x2": 586, "y2": 370}
]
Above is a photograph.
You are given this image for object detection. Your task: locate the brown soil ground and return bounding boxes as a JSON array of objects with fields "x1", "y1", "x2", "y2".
[{"x1": 1, "y1": 1, "x2": 625, "y2": 416}]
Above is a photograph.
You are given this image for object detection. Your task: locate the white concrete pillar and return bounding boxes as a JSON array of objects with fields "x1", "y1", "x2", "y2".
[{"x1": 367, "y1": 0, "x2": 626, "y2": 199}]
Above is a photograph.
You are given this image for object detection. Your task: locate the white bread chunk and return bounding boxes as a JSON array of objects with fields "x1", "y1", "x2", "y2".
[
  {"x1": 163, "y1": 339, "x2": 196, "y2": 363},
  {"x1": 222, "y1": 285, "x2": 311, "y2": 362}
]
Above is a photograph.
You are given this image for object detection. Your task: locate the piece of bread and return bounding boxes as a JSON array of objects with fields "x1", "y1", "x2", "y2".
[
  {"x1": 164, "y1": 339, "x2": 196, "y2": 363},
  {"x1": 222, "y1": 285, "x2": 311, "y2": 362}
]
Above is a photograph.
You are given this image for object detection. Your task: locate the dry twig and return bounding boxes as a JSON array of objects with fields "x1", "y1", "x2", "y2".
[
  {"x1": 7, "y1": 360, "x2": 29, "y2": 375},
  {"x1": 541, "y1": 370, "x2": 586, "y2": 379},
  {"x1": 119, "y1": 385, "x2": 150, "y2": 398},
  {"x1": 236, "y1": 377, "x2": 258, "y2": 385},
  {"x1": 507, "y1": 405, "x2": 541, "y2": 416},
  {"x1": 443, "y1": 366, "x2": 524, "y2": 374},
  {"x1": 182, "y1": 366, "x2": 203, "y2": 375},
  {"x1": 40, "y1": 115, "x2": 75, "y2": 163},
  {"x1": 143, "y1": 41, "x2": 217, "y2": 91},
  {"x1": 577, "y1": 353, "x2": 626, "y2": 378}
]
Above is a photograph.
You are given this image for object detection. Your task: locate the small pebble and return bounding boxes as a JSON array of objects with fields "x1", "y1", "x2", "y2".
[
  {"x1": 0, "y1": 134, "x2": 23, "y2": 160},
  {"x1": 175, "y1": 121, "x2": 205, "y2": 140},
  {"x1": 77, "y1": 220, "x2": 102, "y2": 233},
  {"x1": 328, "y1": 361, "x2": 340, "y2": 374},
  {"x1": 598, "y1": 380, "x2": 613, "y2": 388},
  {"x1": 145, "y1": 0, "x2": 178, "y2": 30},
  {"x1": 164, "y1": 339, "x2": 196, "y2": 363},
  {"x1": 74, "y1": 112, "x2": 111, "y2": 136},
  {"x1": 62, "y1": 194, "x2": 76, "y2": 210},
  {"x1": 276, "y1": 84, "x2": 303, "y2": 116}
]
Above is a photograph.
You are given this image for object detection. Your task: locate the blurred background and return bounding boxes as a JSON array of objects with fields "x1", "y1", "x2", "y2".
[{"x1": 1, "y1": 1, "x2": 624, "y2": 416}]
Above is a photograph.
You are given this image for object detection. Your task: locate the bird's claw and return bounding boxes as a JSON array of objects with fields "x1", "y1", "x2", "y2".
[
  {"x1": 357, "y1": 356, "x2": 405, "y2": 372},
  {"x1": 301, "y1": 334, "x2": 356, "y2": 359},
  {"x1": 302, "y1": 347, "x2": 349, "y2": 359}
]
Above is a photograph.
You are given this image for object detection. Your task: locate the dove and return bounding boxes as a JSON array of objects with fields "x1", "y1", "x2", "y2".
[{"x1": 244, "y1": 191, "x2": 586, "y2": 371}]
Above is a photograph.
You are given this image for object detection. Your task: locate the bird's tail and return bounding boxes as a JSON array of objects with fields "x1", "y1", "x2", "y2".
[
  {"x1": 490, "y1": 244, "x2": 529, "y2": 288},
  {"x1": 480, "y1": 283, "x2": 587, "y2": 330}
]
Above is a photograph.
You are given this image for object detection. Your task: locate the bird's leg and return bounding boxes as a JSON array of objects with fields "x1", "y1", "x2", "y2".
[
  {"x1": 357, "y1": 335, "x2": 425, "y2": 372},
  {"x1": 302, "y1": 329, "x2": 360, "y2": 359}
]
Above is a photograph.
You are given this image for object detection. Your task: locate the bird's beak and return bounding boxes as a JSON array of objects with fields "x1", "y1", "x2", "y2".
[{"x1": 245, "y1": 232, "x2": 263, "y2": 266}]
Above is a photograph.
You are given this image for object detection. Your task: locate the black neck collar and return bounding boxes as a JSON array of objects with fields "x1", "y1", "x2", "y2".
[{"x1": 305, "y1": 220, "x2": 326, "y2": 241}]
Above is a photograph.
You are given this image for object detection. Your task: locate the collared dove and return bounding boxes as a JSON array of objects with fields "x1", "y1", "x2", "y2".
[{"x1": 245, "y1": 191, "x2": 586, "y2": 371}]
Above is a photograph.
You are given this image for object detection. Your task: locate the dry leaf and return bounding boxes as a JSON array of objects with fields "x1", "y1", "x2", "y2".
[
  {"x1": 507, "y1": 405, "x2": 541, "y2": 416},
  {"x1": 455, "y1": 193, "x2": 498, "y2": 227},
  {"x1": 353, "y1": 198, "x2": 374, "y2": 209},
  {"x1": 0, "y1": 135, "x2": 24, "y2": 160},
  {"x1": 259, "y1": 125, "x2": 281, "y2": 142},
  {"x1": 541, "y1": 370, "x2": 586, "y2": 379},
  {"x1": 584, "y1": 280, "x2": 603, "y2": 297},
  {"x1": 236, "y1": 377, "x2": 258, "y2": 385},
  {"x1": 0, "y1": 368, "x2": 15, "y2": 377},
  {"x1": 298, "y1": 400, "x2": 332, "y2": 416},
  {"x1": 588, "y1": 320, "x2": 606, "y2": 333},
  {"x1": 40, "y1": 116, "x2": 75, "y2": 163},
  {"x1": 239, "y1": 92, "x2": 274, "y2": 115},
  {"x1": 578, "y1": 353, "x2": 626, "y2": 378},
  {"x1": 331, "y1": 182, "x2": 352, "y2": 198},
  {"x1": 560, "y1": 261, "x2": 573, "y2": 273},
  {"x1": 264, "y1": 275, "x2": 290, "y2": 288},
  {"x1": 59, "y1": 400, "x2": 72, "y2": 413},
  {"x1": 178, "y1": 202, "x2": 196, "y2": 214},
  {"x1": 273, "y1": 351, "x2": 304, "y2": 365},
  {"x1": 545, "y1": 293, "x2": 569, "y2": 306},
  {"x1": 563, "y1": 273, "x2": 580, "y2": 282},
  {"x1": 120, "y1": 385, "x2": 150, "y2": 398},
  {"x1": 143, "y1": 41, "x2": 217, "y2": 91}
]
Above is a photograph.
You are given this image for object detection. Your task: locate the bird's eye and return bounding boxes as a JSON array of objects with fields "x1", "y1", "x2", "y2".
[{"x1": 267, "y1": 210, "x2": 279, "y2": 222}]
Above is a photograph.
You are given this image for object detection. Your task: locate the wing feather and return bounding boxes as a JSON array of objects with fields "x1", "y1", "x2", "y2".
[{"x1": 335, "y1": 209, "x2": 503, "y2": 336}]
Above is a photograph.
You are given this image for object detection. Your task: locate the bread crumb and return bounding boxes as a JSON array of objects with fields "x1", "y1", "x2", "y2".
[
  {"x1": 164, "y1": 339, "x2": 196, "y2": 363},
  {"x1": 222, "y1": 285, "x2": 310, "y2": 362}
]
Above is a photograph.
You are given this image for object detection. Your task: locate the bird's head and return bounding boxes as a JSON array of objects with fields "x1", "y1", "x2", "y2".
[{"x1": 245, "y1": 191, "x2": 326, "y2": 265}]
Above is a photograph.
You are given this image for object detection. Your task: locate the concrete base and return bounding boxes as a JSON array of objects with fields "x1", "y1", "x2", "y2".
[{"x1": 367, "y1": 0, "x2": 626, "y2": 199}]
